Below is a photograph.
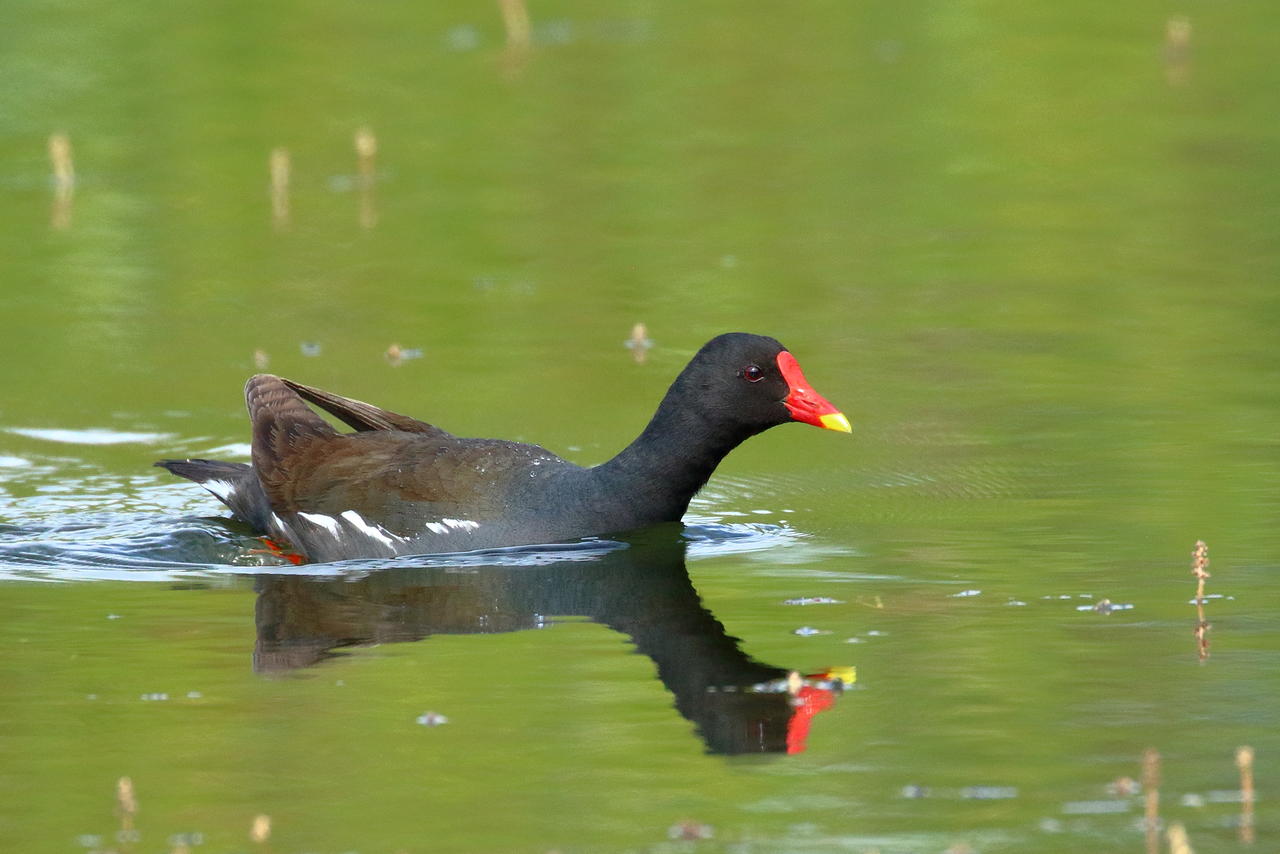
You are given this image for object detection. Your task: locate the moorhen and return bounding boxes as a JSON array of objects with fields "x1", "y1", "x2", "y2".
[{"x1": 157, "y1": 333, "x2": 849, "y2": 562}]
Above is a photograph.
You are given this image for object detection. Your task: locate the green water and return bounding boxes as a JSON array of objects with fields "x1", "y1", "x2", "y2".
[{"x1": 2, "y1": 1, "x2": 1278, "y2": 851}]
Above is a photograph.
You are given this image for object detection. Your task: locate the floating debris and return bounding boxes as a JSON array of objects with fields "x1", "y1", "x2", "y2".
[
  {"x1": 250, "y1": 814, "x2": 271, "y2": 844},
  {"x1": 416, "y1": 711, "x2": 449, "y2": 727},
  {"x1": 625, "y1": 322, "x2": 653, "y2": 364},
  {"x1": 792, "y1": 626, "x2": 828, "y2": 637},
  {"x1": 300, "y1": 341, "x2": 322, "y2": 357},
  {"x1": 1108, "y1": 776, "x2": 1140, "y2": 797},
  {"x1": 900, "y1": 784, "x2": 930, "y2": 799},
  {"x1": 950, "y1": 589, "x2": 981, "y2": 598},
  {"x1": 1005, "y1": 598, "x2": 1028, "y2": 607},
  {"x1": 782, "y1": 596, "x2": 843, "y2": 606},
  {"x1": 385, "y1": 344, "x2": 424, "y2": 366},
  {"x1": 140, "y1": 692, "x2": 170, "y2": 701},
  {"x1": 667, "y1": 820, "x2": 714, "y2": 841}
]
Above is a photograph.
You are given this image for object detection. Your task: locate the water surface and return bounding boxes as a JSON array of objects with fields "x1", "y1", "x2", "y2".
[{"x1": 2, "y1": 2, "x2": 1278, "y2": 852}]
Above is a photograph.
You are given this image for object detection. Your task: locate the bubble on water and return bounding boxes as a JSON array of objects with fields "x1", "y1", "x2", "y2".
[
  {"x1": 1076, "y1": 600, "x2": 1133, "y2": 614},
  {"x1": 782, "y1": 596, "x2": 842, "y2": 606},
  {"x1": 140, "y1": 692, "x2": 169, "y2": 701},
  {"x1": 950, "y1": 589, "x2": 982, "y2": 598},
  {"x1": 186, "y1": 691, "x2": 203, "y2": 699},
  {"x1": 962, "y1": 785, "x2": 1019, "y2": 799},
  {"x1": 793, "y1": 626, "x2": 827, "y2": 637},
  {"x1": 1061, "y1": 800, "x2": 1131, "y2": 814},
  {"x1": 445, "y1": 25, "x2": 481, "y2": 51}
]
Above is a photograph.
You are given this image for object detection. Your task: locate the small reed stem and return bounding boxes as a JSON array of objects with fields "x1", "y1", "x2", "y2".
[
  {"x1": 1191, "y1": 540, "x2": 1210, "y2": 661},
  {"x1": 1142, "y1": 748, "x2": 1160, "y2": 854},
  {"x1": 1166, "y1": 822, "x2": 1194, "y2": 854},
  {"x1": 48, "y1": 132, "x2": 75, "y2": 230},
  {"x1": 499, "y1": 0, "x2": 531, "y2": 47},
  {"x1": 116, "y1": 776, "x2": 138, "y2": 853},
  {"x1": 1237, "y1": 746, "x2": 1255, "y2": 844},
  {"x1": 1165, "y1": 16, "x2": 1192, "y2": 86},
  {"x1": 355, "y1": 127, "x2": 378, "y2": 229},
  {"x1": 269, "y1": 147, "x2": 291, "y2": 229},
  {"x1": 498, "y1": 0, "x2": 532, "y2": 77}
]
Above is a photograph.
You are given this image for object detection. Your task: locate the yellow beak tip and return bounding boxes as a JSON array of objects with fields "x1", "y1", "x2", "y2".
[{"x1": 819, "y1": 412, "x2": 852, "y2": 433}]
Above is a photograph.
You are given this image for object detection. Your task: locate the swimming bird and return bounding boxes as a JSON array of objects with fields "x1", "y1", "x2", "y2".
[{"x1": 157, "y1": 333, "x2": 849, "y2": 562}]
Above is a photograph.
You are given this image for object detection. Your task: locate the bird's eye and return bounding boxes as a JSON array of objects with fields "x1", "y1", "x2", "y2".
[{"x1": 740, "y1": 364, "x2": 765, "y2": 383}]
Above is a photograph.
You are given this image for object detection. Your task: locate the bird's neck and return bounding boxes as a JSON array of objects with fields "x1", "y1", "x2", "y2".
[{"x1": 593, "y1": 385, "x2": 757, "y2": 524}]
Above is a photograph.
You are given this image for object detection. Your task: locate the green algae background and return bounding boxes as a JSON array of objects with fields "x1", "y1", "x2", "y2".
[{"x1": 2, "y1": 1, "x2": 1279, "y2": 852}]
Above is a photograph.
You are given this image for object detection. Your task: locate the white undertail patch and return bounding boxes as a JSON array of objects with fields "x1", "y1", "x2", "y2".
[{"x1": 204, "y1": 480, "x2": 237, "y2": 502}]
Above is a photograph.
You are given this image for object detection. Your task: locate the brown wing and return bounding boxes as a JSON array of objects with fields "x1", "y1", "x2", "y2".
[{"x1": 279, "y1": 432, "x2": 565, "y2": 530}]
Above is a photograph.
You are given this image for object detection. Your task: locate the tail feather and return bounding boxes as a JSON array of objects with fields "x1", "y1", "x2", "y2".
[
  {"x1": 245, "y1": 374, "x2": 337, "y2": 505},
  {"x1": 155, "y1": 458, "x2": 273, "y2": 531},
  {"x1": 281, "y1": 378, "x2": 450, "y2": 437}
]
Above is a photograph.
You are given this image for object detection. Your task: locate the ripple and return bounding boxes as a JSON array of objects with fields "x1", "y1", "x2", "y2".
[{"x1": 5, "y1": 427, "x2": 174, "y2": 445}]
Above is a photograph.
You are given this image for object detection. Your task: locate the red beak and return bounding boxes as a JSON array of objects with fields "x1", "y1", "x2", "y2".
[{"x1": 777, "y1": 351, "x2": 851, "y2": 432}]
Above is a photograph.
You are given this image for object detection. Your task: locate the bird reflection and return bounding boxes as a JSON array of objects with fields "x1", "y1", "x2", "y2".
[{"x1": 252, "y1": 528, "x2": 847, "y2": 754}]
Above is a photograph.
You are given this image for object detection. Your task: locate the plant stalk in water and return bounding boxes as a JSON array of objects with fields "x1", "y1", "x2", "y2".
[
  {"x1": 1237, "y1": 745, "x2": 1255, "y2": 844},
  {"x1": 1142, "y1": 748, "x2": 1160, "y2": 854},
  {"x1": 1191, "y1": 540, "x2": 1210, "y2": 661}
]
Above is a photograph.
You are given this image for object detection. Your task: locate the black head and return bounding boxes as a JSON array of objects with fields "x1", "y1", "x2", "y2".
[{"x1": 672, "y1": 333, "x2": 849, "y2": 437}]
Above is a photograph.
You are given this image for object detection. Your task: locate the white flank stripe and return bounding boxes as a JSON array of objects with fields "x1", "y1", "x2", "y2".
[
  {"x1": 298, "y1": 512, "x2": 341, "y2": 535},
  {"x1": 340, "y1": 510, "x2": 397, "y2": 547}
]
